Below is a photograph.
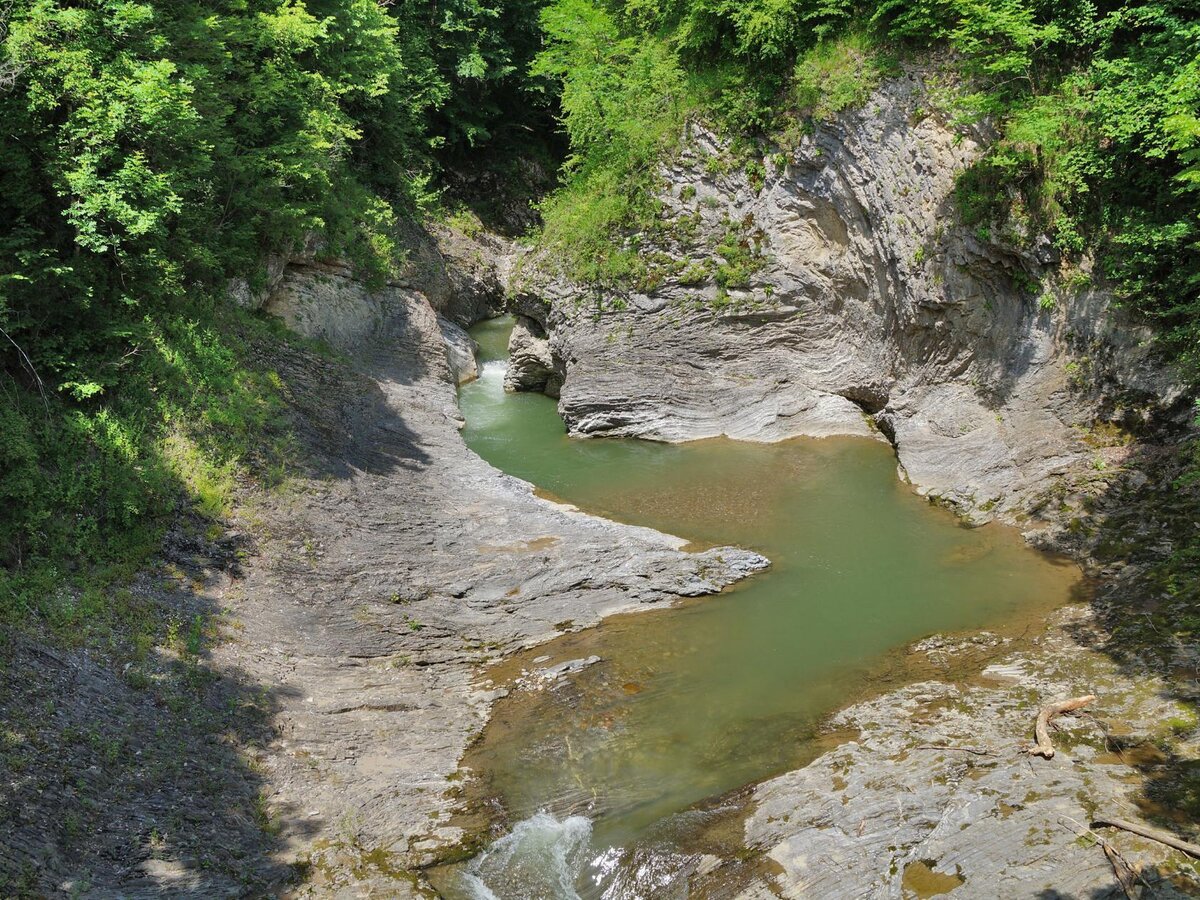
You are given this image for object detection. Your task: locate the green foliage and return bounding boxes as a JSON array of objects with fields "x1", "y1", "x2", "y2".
[
  {"x1": 627, "y1": 0, "x2": 852, "y2": 61},
  {"x1": 532, "y1": 0, "x2": 698, "y2": 282},
  {"x1": 0, "y1": 301, "x2": 295, "y2": 621},
  {"x1": 420, "y1": 0, "x2": 552, "y2": 153},
  {"x1": 793, "y1": 32, "x2": 890, "y2": 121},
  {"x1": 713, "y1": 216, "x2": 767, "y2": 289},
  {"x1": 946, "y1": 0, "x2": 1200, "y2": 380},
  {"x1": 0, "y1": 0, "x2": 550, "y2": 616}
]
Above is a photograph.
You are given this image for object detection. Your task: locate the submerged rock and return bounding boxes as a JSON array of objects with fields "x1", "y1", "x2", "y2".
[{"x1": 516, "y1": 655, "x2": 604, "y2": 690}]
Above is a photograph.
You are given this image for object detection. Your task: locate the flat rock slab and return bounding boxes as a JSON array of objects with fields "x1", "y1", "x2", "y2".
[
  {"x1": 220, "y1": 262, "x2": 767, "y2": 891},
  {"x1": 716, "y1": 607, "x2": 1200, "y2": 899}
]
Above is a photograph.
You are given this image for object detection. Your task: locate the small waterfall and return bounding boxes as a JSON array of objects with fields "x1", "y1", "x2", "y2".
[
  {"x1": 459, "y1": 812, "x2": 593, "y2": 900},
  {"x1": 478, "y1": 358, "x2": 510, "y2": 383}
]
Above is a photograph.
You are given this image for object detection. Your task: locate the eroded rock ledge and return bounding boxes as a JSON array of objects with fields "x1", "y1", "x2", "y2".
[
  {"x1": 705, "y1": 605, "x2": 1200, "y2": 899},
  {"x1": 515, "y1": 72, "x2": 1189, "y2": 528},
  {"x1": 503, "y1": 314, "x2": 562, "y2": 397},
  {"x1": 219, "y1": 230, "x2": 766, "y2": 895}
]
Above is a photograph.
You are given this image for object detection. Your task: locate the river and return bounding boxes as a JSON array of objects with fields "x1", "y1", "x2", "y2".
[{"x1": 433, "y1": 316, "x2": 1082, "y2": 899}]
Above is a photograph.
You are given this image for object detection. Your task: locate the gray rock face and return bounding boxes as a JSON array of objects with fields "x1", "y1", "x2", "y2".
[
  {"x1": 521, "y1": 72, "x2": 1184, "y2": 524},
  {"x1": 504, "y1": 314, "x2": 563, "y2": 397},
  {"x1": 224, "y1": 244, "x2": 767, "y2": 892},
  {"x1": 438, "y1": 315, "x2": 479, "y2": 385},
  {"x1": 230, "y1": 218, "x2": 508, "y2": 328},
  {"x1": 722, "y1": 607, "x2": 1199, "y2": 899}
]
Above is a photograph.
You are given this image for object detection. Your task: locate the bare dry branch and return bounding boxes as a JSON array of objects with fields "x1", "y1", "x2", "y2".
[
  {"x1": 0, "y1": 0, "x2": 26, "y2": 91},
  {"x1": 1027, "y1": 694, "x2": 1096, "y2": 759},
  {"x1": 1060, "y1": 816, "x2": 1148, "y2": 900},
  {"x1": 1092, "y1": 817, "x2": 1200, "y2": 859},
  {"x1": 913, "y1": 744, "x2": 1001, "y2": 757}
]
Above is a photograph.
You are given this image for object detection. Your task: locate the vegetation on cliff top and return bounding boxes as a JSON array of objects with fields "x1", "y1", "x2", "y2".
[
  {"x1": 533, "y1": 0, "x2": 1200, "y2": 379},
  {"x1": 1, "y1": 0, "x2": 1198, "y2": 625},
  {"x1": 0, "y1": 0, "x2": 549, "y2": 615}
]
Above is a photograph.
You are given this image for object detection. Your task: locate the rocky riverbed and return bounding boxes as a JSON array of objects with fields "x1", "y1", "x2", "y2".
[
  {"x1": 214, "y1": 245, "x2": 772, "y2": 894},
  {"x1": 253, "y1": 208, "x2": 1197, "y2": 897},
  {"x1": 3, "y1": 70, "x2": 1197, "y2": 899}
]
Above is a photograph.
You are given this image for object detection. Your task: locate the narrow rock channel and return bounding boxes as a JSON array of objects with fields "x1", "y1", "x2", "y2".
[{"x1": 429, "y1": 316, "x2": 1077, "y2": 897}]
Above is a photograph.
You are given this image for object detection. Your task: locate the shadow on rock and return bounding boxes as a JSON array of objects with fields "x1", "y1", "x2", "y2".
[
  {"x1": 0, "y1": 524, "x2": 310, "y2": 897},
  {"x1": 1061, "y1": 420, "x2": 1200, "y2": 867},
  {"x1": 248, "y1": 323, "x2": 435, "y2": 479}
]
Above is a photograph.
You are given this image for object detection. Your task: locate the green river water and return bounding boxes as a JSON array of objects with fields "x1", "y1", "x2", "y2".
[{"x1": 437, "y1": 316, "x2": 1082, "y2": 899}]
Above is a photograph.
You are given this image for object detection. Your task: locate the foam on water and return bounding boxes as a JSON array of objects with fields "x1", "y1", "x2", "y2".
[
  {"x1": 478, "y1": 359, "x2": 509, "y2": 383},
  {"x1": 460, "y1": 812, "x2": 593, "y2": 900}
]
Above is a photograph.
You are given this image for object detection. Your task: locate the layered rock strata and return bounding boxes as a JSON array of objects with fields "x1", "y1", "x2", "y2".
[
  {"x1": 517, "y1": 72, "x2": 1186, "y2": 525},
  {"x1": 224, "y1": 245, "x2": 766, "y2": 895},
  {"x1": 710, "y1": 606, "x2": 1200, "y2": 899},
  {"x1": 503, "y1": 314, "x2": 562, "y2": 396}
]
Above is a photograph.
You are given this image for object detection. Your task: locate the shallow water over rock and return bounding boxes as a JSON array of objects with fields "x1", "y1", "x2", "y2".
[{"x1": 440, "y1": 316, "x2": 1083, "y2": 898}]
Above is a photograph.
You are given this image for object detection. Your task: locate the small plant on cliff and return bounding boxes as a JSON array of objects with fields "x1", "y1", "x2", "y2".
[
  {"x1": 793, "y1": 33, "x2": 890, "y2": 122},
  {"x1": 713, "y1": 217, "x2": 768, "y2": 290}
]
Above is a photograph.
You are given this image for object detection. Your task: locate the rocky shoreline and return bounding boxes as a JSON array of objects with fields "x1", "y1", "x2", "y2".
[
  {"x1": 254, "y1": 200, "x2": 1197, "y2": 896},
  {"x1": 511, "y1": 73, "x2": 1188, "y2": 532},
  {"x1": 3, "y1": 73, "x2": 1197, "y2": 899},
  {"x1": 217, "y1": 245, "x2": 772, "y2": 895},
  {"x1": 492, "y1": 69, "x2": 1199, "y2": 897}
]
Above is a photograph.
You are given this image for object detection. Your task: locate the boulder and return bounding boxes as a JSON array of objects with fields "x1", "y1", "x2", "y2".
[
  {"x1": 504, "y1": 315, "x2": 562, "y2": 397},
  {"x1": 438, "y1": 315, "x2": 478, "y2": 385}
]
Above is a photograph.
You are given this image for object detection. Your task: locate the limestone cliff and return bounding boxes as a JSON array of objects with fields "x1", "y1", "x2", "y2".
[{"x1": 515, "y1": 72, "x2": 1188, "y2": 526}]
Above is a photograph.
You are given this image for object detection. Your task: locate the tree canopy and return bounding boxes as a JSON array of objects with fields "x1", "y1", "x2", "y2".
[{"x1": 1, "y1": 0, "x2": 1198, "y2": 614}]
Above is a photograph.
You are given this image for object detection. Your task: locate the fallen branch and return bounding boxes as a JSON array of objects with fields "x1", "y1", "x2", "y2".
[
  {"x1": 1060, "y1": 816, "x2": 1147, "y2": 900},
  {"x1": 1027, "y1": 694, "x2": 1096, "y2": 758},
  {"x1": 1092, "y1": 817, "x2": 1200, "y2": 859},
  {"x1": 1099, "y1": 842, "x2": 1141, "y2": 900},
  {"x1": 913, "y1": 744, "x2": 1000, "y2": 757}
]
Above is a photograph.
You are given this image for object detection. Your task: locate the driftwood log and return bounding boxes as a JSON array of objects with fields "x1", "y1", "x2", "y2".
[
  {"x1": 1092, "y1": 817, "x2": 1200, "y2": 859},
  {"x1": 1027, "y1": 694, "x2": 1096, "y2": 758}
]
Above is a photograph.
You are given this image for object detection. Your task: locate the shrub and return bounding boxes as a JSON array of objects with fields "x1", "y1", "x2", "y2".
[{"x1": 793, "y1": 32, "x2": 889, "y2": 121}]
